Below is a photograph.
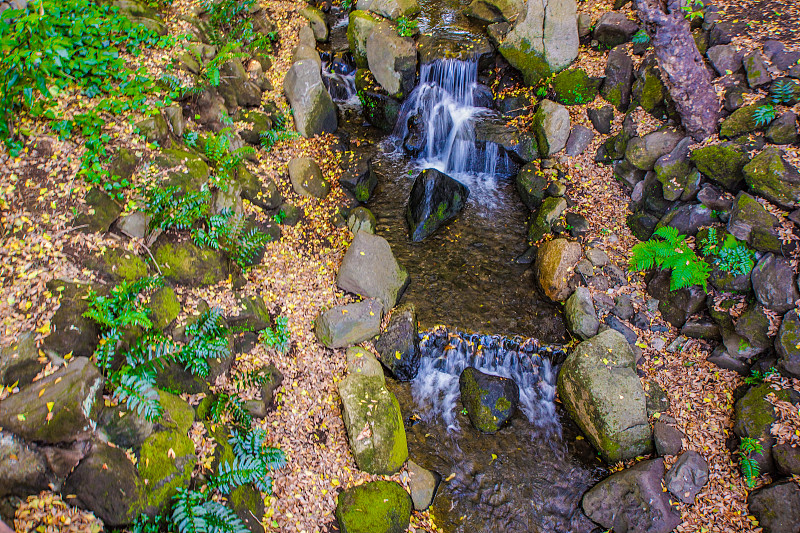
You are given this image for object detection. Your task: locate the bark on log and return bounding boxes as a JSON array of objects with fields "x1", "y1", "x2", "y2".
[{"x1": 635, "y1": 0, "x2": 720, "y2": 140}]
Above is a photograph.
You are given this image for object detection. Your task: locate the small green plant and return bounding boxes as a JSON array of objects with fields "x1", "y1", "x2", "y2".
[
  {"x1": 630, "y1": 226, "x2": 712, "y2": 291},
  {"x1": 341, "y1": 0, "x2": 352, "y2": 10},
  {"x1": 259, "y1": 113, "x2": 300, "y2": 151},
  {"x1": 142, "y1": 184, "x2": 211, "y2": 231},
  {"x1": 272, "y1": 209, "x2": 286, "y2": 224},
  {"x1": 700, "y1": 227, "x2": 756, "y2": 277},
  {"x1": 681, "y1": 0, "x2": 704, "y2": 21},
  {"x1": 260, "y1": 316, "x2": 291, "y2": 354},
  {"x1": 744, "y1": 367, "x2": 779, "y2": 385},
  {"x1": 395, "y1": 16, "x2": 417, "y2": 37},
  {"x1": 192, "y1": 209, "x2": 272, "y2": 269},
  {"x1": 203, "y1": 128, "x2": 256, "y2": 186},
  {"x1": 753, "y1": 105, "x2": 776, "y2": 127},
  {"x1": 771, "y1": 79, "x2": 797, "y2": 104},
  {"x1": 738, "y1": 437, "x2": 764, "y2": 488},
  {"x1": 631, "y1": 29, "x2": 650, "y2": 44}
]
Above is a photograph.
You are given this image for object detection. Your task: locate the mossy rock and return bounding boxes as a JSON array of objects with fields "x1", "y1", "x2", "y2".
[
  {"x1": 719, "y1": 103, "x2": 761, "y2": 139},
  {"x1": 551, "y1": 68, "x2": 598, "y2": 106},
  {"x1": 138, "y1": 391, "x2": 195, "y2": 514},
  {"x1": 348, "y1": 10, "x2": 380, "y2": 69},
  {"x1": 459, "y1": 367, "x2": 519, "y2": 433},
  {"x1": 632, "y1": 56, "x2": 668, "y2": 118},
  {"x1": 154, "y1": 240, "x2": 227, "y2": 286},
  {"x1": 498, "y1": 38, "x2": 551, "y2": 86},
  {"x1": 743, "y1": 146, "x2": 800, "y2": 209},
  {"x1": 515, "y1": 161, "x2": 548, "y2": 211},
  {"x1": 150, "y1": 286, "x2": 180, "y2": 331},
  {"x1": 76, "y1": 188, "x2": 122, "y2": 233},
  {"x1": 335, "y1": 481, "x2": 412, "y2": 533},
  {"x1": 96, "y1": 248, "x2": 149, "y2": 281},
  {"x1": 690, "y1": 143, "x2": 749, "y2": 190},
  {"x1": 43, "y1": 280, "x2": 103, "y2": 358}
]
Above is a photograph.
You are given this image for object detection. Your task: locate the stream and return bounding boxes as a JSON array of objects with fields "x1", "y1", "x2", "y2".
[{"x1": 322, "y1": 4, "x2": 606, "y2": 531}]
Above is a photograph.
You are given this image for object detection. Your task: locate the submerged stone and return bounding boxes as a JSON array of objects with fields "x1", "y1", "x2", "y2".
[
  {"x1": 459, "y1": 366, "x2": 520, "y2": 433},
  {"x1": 406, "y1": 168, "x2": 470, "y2": 242}
]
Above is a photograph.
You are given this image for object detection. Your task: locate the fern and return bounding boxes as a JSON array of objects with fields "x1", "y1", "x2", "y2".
[
  {"x1": 701, "y1": 229, "x2": 755, "y2": 277},
  {"x1": 772, "y1": 79, "x2": 797, "y2": 105},
  {"x1": 744, "y1": 367, "x2": 778, "y2": 385},
  {"x1": 631, "y1": 29, "x2": 650, "y2": 44},
  {"x1": 753, "y1": 105, "x2": 776, "y2": 127},
  {"x1": 259, "y1": 112, "x2": 300, "y2": 151},
  {"x1": 231, "y1": 428, "x2": 287, "y2": 472},
  {"x1": 142, "y1": 184, "x2": 211, "y2": 231},
  {"x1": 211, "y1": 392, "x2": 252, "y2": 428},
  {"x1": 738, "y1": 437, "x2": 764, "y2": 488},
  {"x1": 192, "y1": 209, "x2": 271, "y2": 269},
  {"x1": 230, "y1": 367, "x2": 271, "y2": 392},
  {"x1": 113, "y1": 366, "x2": 164, "y2": 421},
  {"x1": 630, "y1": 226, "x2": 711, "y2": 291},
  {"x1": 260, "y1": 316, "x2": 290, "y2": 354},
  {"x1": 202, "y1": 128, "x2": 256, "y2": 186},
  {"x1": 159, "y1": 73, "x2": 203, "y2": 99},
  {"x1": 202, "y1": 43, "x2": 249, "y2": 88},
  {"x1": 181, "y1": 307, "x2": 230, "y2": 377},
  {"x1": 171, "y1": 488, "x2": 249, "y2": 533},
  {"x1": 209, "y1": 454, "x2": 267, "y2": 494}
]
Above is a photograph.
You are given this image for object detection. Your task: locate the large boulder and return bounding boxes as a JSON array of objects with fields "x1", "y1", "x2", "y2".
[
  {"x1": 465, "y1": 0, "x2": 523, "y2": 22},
  {"x1": 315, "y1": 299, "x2": 384, "y2": 349},
  {"x1": 337, "y1": 231, "x2": 410, "y2": 313},
  {"x1": 534, "y1": 238, "x2": 581, "y2": 302},
  {"x1": 625, "y1": 128, "x2": 684, "y2": 171},
  {"x1": 336, "y1": 481, "x2": 412, "y2": 533},
  {"x1": 748, "y1": 480, "x2": 800, "y2": 533},
  {"x1": 0, "y1": 432, "x2": 51, "y2": 499},
  {"x1": 374, "y1": 303, "x2": 420, "y2": 381},
  {"x1": 300, "y1": 5, "x2": 328, "y2": 41},
  {"x1": 727, "y1": 192, "x2": 782, "y2": 253},
  {"x1": 459, "y1": 367, "x2": 519, "y2": 433},
  {"x1": 283, "y1": 59, "x2": 338, "y2": 137},
  {"x1": 62, "y1": 440, "x2": 146, "y2": 526},
  {"x1": 497, "y1": 0, "x2": 579, "y2": 85},
  {"x1": 368, "y1": 0, "x2": 420, "y2": 19},
  {"x1": 743, "y1": 146, "x2": 800, "y2": 210},
  {"x1": 366, "y1": 21, "x2": 417, "y2": 98},
  {"x1": 533, "y1": 99, "x2": 570, "y2": 156},
  {"x1": 338, "y1": 374, "x2": 408, "y2": 474},
  {"x1": 0, "y1": 332, "x2": 42, "y2": 388},
  {"x1": 515, "y1": 161, "x2": 548, "y2": 210},
  {"x1": 0, "y1": 357, "x2": 103, "y2": 444},
  {"x1": 348, "y1": 11, "x2": 380, "y2": 68},
  {"x1": 288, "y1": 157, "x2": 330, "y2": 199},
  {"x1": 776, "y1": 310, "x2": 800, "y2": 378},
  {"x1": 407, "y1": 460, "x2": 438, "y2": 511},
  {"x1": 44, "y1": 280, "x2": 102, "y2": 358},
  {"x1": 690, "y1": 142, "x2": 749, "y2": 190},
  {"x1": 582, "y1": 458, "x2": 681, "y2": 533},
  {"x1": 751, "y1": 253, "x2": 800, "y2": 314},
  {"x1": 557, "y1": 329, "x2": 652, "y2": 462},
  {"x1": 406, "y1": 169, "x2": 470, "y2": 242},
  {"x1": 154, "y1": 240, "x2": 228, "y2": 287}
]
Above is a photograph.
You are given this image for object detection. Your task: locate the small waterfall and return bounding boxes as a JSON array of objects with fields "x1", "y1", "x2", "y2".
[
  {"x1": 411, "y1": 326, "x2": 565, "y2": 436},
  {"x1": 392, "y1": 59, "x2": 510, "y2": 183},
  {"x1": 322, "y1": 59, "x2": 358, "y2": 105}
]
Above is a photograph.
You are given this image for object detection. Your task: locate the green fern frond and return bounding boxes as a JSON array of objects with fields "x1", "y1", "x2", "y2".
[
  {"x1": 209, "y1": 454, "x2": 266, "y2": 494},
  {"x1": 629, "y1": 226, "x2": 710, "y2": 291},
  {"x1": 211, "y1": 393, "x2": 251, "y2": 428},
  {"x1": 113, "y1": 366, "x2": 163, "y2": 421}
]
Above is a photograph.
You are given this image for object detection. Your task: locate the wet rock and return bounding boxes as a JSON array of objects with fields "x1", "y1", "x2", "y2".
[
  {"x1": 0, "y1": 432, "x2": 50, "y2": 499},
  {"x1": 565, "y1": 125, "x2": 594, "y2": 156},
  {"x1": 748, "y1": 480, "x2": 800, "y2": 533},
  {"x1": 588, "y1": 105, "x2": 614, "y2": 134},
  {"x1": 558, "y1": 329, "x2": 652, "y2": 462},
  {"x1": 459, "y1": 367, "x2": 519, "y2": 434},
  {"x1": 665, "y1": 450, "x2": 709, "y2": 503},
  {"x1": 407, "y1": 460, "x2": 438, "y2": 511},
  {"x1": 593, "y1": 11, "x2": 638, "y2": 49},
  {"x1": 300, "y1": 5, "x2": 327, "y2": 41},
  {"x1": 337, "y1": 231, "x2": 409, "y2": 313},
  {"x1": 534, "y1": 238, "x2": 581, "y2": 302},
  {"x1": 527, "y1": 196, "x2": 567, "y2": 242},
  {"x1": 752, "y1": 254, "x2": 800, "y2": 314},
  {"x1": 154, "y1": 239, "x2": 228, "y2": 287},
  {"x1": 366, "y1": 21, "x2": 416, "y2": 97},
  {"x1": 346, "y1": 347, "x2": 385, "y2": 380},
  {"x1": 625, "y1": 128, "x2": 684, "y2": 171},
  {"x1": 582, "y1": 458, "x2": 680, "y2": 533},
  {"x1": 496, "y1": 0, "x2": 578, "y2": 84},
  {"x1": 0, "y1": 332, "x2": 41, "y2": 388},
  {"x1": 707, "y1": 44, "x2": 743, "y2": 76},
  {"x1": 565, "y1": 287, "x2": 599, "y2": 340},
  {"x1": 288, "y1": 157, "x2": 330, "y2": 199},
  {"x1": 743, "y1": 146, "x2": 800, "y2": 210},
  {"x1": 417, "y1": 32, "x2": 494, "y2": 68},
  {"x1": 0, "y1": 357, "x2": 103, "y2": 444},
  {"x1": 335, "y1": 480, "x2": 412, "y2": 533},
  {"x1": 338, "y1": 375, "x2": 408, "y2": 474},
  {"x1": 653, "y1": 421, "x2": 684, "y2": 456},
  {"x1": 727, "y1": 192, "x2": 782, "y2": 253},
  {"x1": 646, "y1": 269, "x2": 706, "y2": 327},
  {"x1": 601, "y1": 46, "x2": 634, "y2": 111},
  {"x1": 690, "y1": 142, "x2": 749, "y2": 190},
  {"x1": 315, "y1": 299, "x2": 383, "y2": 349},
  {"x1": 743, "y1": 50, "x2": 771, "y2": 88},
  {"x1": 533, "y1": 99, "x2": 570, "y2": 157},
  {"x1": 515, "y1": 161, "x2": 548, "y2": 210},
  {"x1": 283, "y1": 59, "x2": 338, "y2": 137},
  {"x1": 374, "y1": 303, "x2": 420, "y2": 381},
  {"x1": 62, "y1": 440, "x2": 145, "y2": 526},
  {"x1": 368, "y1": 0, "x2": 420, "y2": 19},
  {"x1": 347, "y1": 10, "x2": 380, "y2": 68},
  {"x1": 766, "y1": 111, "x2": 799, "y2": 145},
  {"x1": 339, "y1": 153, "x2": 377, "y2": 202},
  {"x1": 776, "y1": 310, "x2": 800, "y2": 378},
  {"x1": 406, "y1": 168, "x2": 470, "y2": 242},
  {"x1": 348, "y1": 206, "x2": 377, "y2": 234}
]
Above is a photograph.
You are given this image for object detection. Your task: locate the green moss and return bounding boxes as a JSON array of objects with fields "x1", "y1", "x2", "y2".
[
  {"x1": 347, "y1": 11, "x2": 379, "y2": 69},
  {"x1": 335, "y1": 481, "x2": 412, "y2": 533},
  {"x1": 636, "y1": 70, "x2": 666, "y2": 115},
  {"x1": 154, "y1": 241, "x2": 225, "y2": 286},
  {"x1": 604, "y1": 86, "x2": 623, "y2": 109},
  {"x1": 139, "y1": 429, "x2": 195, "y2": 511},
  {"x1": 720, "y1": 103, "x2": 760, "y2": 139},
  {"x1": 355, "y1": 182, "x2": 369, "y2": 202},
  {"x1": 495, "y1": 396, "x2": 511, "y2": 412},
  {"x1": 498, "y1": 39, "x2": 550, "y2": 86},
  {"x1": 690, "y1": 143, "x2": 748, "y2": 190},
  {"x1": 551, "y1": 69, "x2": 597, "y2": 106},
  {"x1": 149, "y1": 286, "x2": 180, "y2": 331}
]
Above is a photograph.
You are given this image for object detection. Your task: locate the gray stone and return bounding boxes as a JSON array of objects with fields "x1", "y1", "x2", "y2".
[
  {"x1": 743, "y1": 50, "x2": 771, "y2": 88},
  {"x1": 593, "y1": 11, "x2": 638, "y2": 49},
  {"x1": 582, "y1": 458, "x2": 681, "y2": 533},
  {"x1": 292, "y1": 44, "x2": 321, "y2": 67},
  {"x1": 515, "y1": 161, "x2": 548, "y2": 211},
  {"x1": 459, "y1": 367, "x2": 519, "y2": 434},
  {"x1": 337, "y1": 231, "x2": 410, "y2": 313},
  {"x1": 653, "y1": 421, "x2": 684, "y2": 456},
  {"x1": 534, "y1": 238, "x2": 581, "y2": 302},
  {"x1": 0, "y1": 332, "x2": 41, "y2": 388},
  {"x1": 665, "y1": 450, "x2": 709, "y2": 503},
  {"x1": 743, "y1": 146, "x2": 800, "y2": 210},
  {"x1": 766, "y1": 111, "x2": 799, "y2": 145},
  {"x1": 588, "y1": 105, "x2": 614, "y2": 134},
  {"x1": 776, "y1": 309, "x2": 800, "y2": 378},
  {"x1": 407, "y1": 460, "x2": 438, "y2": 511},
  {"x1": 625, "y1": 128, "x2": 684, "y2": 171},
  {"x1": 707, "y1": 44, "x2": 743, "y2": 76},
  {"x1": 288, "y1": 157, "x2": 330, "y2": 199},
  {"x1": 748, "y1": 481, "x2": 800, "y2": 533},
  {"x1": 347, "y1": 10, "x2": 380, "y2": 68},
  {"x1": 368, "y1": 0, "x2": 419, "y2": 18},
  {"x1": 565, "y1": 125, "x2": 595, "y2": 156},
  {"x1": 727, "y1": 192, "x2": 782, "y2": 253},
  {"x1": 0, "y1": 432, "x2": 50, "y2": 499},
  {"x1": 406, "y1": 169, "x2": 469, "y2": 242},
  {"x1": 565, "y1": 287, "x2": 599, "y2": 340},
  {"x1": 283, "y1": 59, "x2": 338, "y2": 137},
  {"x1": 315, "y1": 299, "x2": 383, "y2": 349},
  {"x1": 347, "y1": 207, "x2": 377, "y2": 234},
  {"x1": 299, "y1": 5, "x2": 327, "y2": 41},
  {"x1": 601, "y1": 46, "x2": 634, "y2": 111},
  {"x1": 533, "y1": 99, "x2": 570, "y2": 157},
  {"x1": 366, "y1": 21, "x2": 417, "y2": 97},
  {"x1": 654, "y1": 137, "x2": 693, "y2": 201},
  {"x1": 557, "y1": 329, "x2": 652, "y2": 462},
  {"x1": 346, "y1": 347, "x2": 385, "y2": 380},
  {"x1": 752, "y1": 254, "x2": 800, "y2": 314},
  {"x1": 374, "y1": 303, "x2": 420, "y2": 381}
]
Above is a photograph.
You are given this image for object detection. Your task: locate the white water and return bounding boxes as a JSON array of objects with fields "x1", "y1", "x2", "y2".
[
  {"x1": 411, "y1": 327, "x2": 563, "y2": 436},
  {"x1": 392, "y1": 59, "x2": 511, "y2": 201}
]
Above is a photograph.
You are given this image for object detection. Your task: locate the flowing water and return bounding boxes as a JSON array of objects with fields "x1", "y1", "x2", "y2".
[{"x1": 322, "y1": 5, "x2": 605, "y2": 532}]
